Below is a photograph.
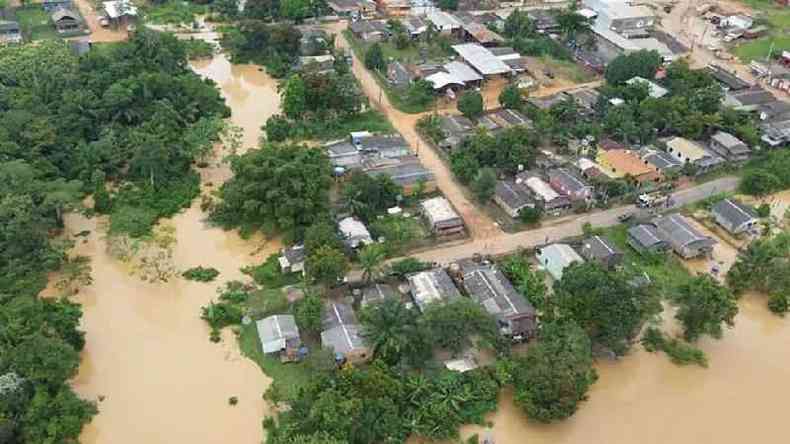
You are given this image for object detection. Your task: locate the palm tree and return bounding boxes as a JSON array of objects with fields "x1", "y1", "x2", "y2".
[
  {"x1": 359, "y1": 243, "x2": 386, "y2": 284},
  {"x1": 359, "y1": 298, "x2": 429, "y2": 367}
]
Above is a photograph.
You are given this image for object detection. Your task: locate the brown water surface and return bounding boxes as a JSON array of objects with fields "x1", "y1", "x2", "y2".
[{"x1": 71, "y1": 53, "x2": 281, "y2": 444}]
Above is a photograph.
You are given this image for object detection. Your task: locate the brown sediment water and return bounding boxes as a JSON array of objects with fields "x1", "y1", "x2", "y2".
[{"x1": 70, "y1": 52, "x2": 282, "y2": 444}]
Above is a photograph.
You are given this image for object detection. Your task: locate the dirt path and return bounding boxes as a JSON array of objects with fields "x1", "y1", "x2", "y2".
[
  {"x1": 73, "y1": 0, "x2": 128, "y2": 43},
  {"x1": 329, "y1": 22, "x2": 503, "y2": 241}
]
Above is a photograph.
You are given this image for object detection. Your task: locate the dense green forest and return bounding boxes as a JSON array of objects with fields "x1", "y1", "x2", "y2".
[{"x1": 0, "y1": 30, "x2": 229, "y2": 442}]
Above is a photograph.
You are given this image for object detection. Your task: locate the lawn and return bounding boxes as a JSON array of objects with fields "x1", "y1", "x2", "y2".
[
  {"x1": 143, "y1": 0, "x2": 208, "y2": 26},
  {"x1": 539, "y1": 56, "x2": 597, "y2": 84},
  {"x1": 344, "y1": 30, "x2": 439, "y2": 114},
  {"x1": 15, "y1": 6, "x2": 59, "y2": 41},
  {"x1": 733, "y1": 0, "x2": 790, "y2": 62},
  {"x1": 238, "y1": 322, "x2": 314, "y2": 402},
  {"x1": 601, "y1": 224, "x2": 695, "y2": 298}
]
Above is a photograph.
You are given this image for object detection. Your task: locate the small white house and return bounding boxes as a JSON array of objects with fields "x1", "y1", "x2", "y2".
[
  {"x1": 338, "y1": 217, "x2": 373, "y2": 249},
  {"x1": 536, "y1": 243, "x2": 584, "y2": 281}
]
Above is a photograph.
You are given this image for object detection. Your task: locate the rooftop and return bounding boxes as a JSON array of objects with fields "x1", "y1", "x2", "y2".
[
  {"x1": 524, "y1": 177, "x2": 560, "y2": 202},
  {"x1": 628, "y1": 224, "x2": 665, "y2": 248},
  {"x1": 495, "y1": 180, "x2": 534, "y2": 211},
  {"x1": 256, "y1": 315, "x2": 300, "y2": 353},
  {"x1": 548, "y1": 168, "x2": 590, "y2": 193},
  {"x1": 643, "y1": 150, "x2": 682, "y2": 170},
  {"x1": 103, "y1": 0, "x2": 138, "y2": 19},
  {"x1": 452, "y1": 43, "x2": 511, "y2": 76},
  {"x1": 711, "y1": 131, "x2": 748, "y2": 151},
  {"x1": 666, "y1": 137, "x2": 707, "y2": 161},
  {"x1": 421, "y1": 196, "x2": 460, "y2": 224},
  {"x1": 652, "y1": 213, "x2": 715, "y2": 250},
  {"x1": 459, "y1": 261, "x2": 536, "y2": 322},
  {"x1": 408, "y1": 268, "x2": 462, "y2": 311},
  {"x1": 601, "y1": 149, "x2": 657, "y2": 177},
  {"x1": 626, "y1": 76, "x2": 669, "y2": 98},
  {"x1": 581, "y1": 235, "x2": 622, "y2": 260},
  {"x1": 712, "y1": 199, "x2": 758, "y2": 228}
]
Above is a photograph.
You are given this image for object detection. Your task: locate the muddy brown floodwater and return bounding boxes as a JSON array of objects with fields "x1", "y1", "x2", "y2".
[{"x1": 70, "y1": 53, "x2": 282, "y2": 444}]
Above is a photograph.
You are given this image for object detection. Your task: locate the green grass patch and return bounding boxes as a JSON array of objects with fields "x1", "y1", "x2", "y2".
[
  {"x1": 238, "y1": 322, "x2": 314, "y2": 401},
  {"x1": 16, "y1": 6, "x2": 60, "y2": 41},
  {"x1": 539, "y1": 55, "x2": 596, "y2": 83},
  {"x1": 143, "y1": 0, "x2": 208, "y2": 26},
  {"x1": 602, "y1": 224, "x2": 695, "y2": 298},
  {"x1": 732, "y1": 1, "x2": 790, "y2": 63}
]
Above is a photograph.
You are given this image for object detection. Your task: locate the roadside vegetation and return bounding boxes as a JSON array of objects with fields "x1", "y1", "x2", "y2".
[
  {"x1": 727, "y1": 231, "x2": 790, "y2": 315},
  {"x1": 0, "y1": 30, "x2": 227, "y2": 442},
  {"x1": 732, "y1": 0, "x2": 790, "y2": 62}
]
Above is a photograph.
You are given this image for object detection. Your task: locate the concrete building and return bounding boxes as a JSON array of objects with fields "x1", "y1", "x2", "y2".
[
  {"x1": 536, "y1": 243, "x2": 585, "y2": 281},
  {"x1": 625, "y1": 76, "x2": 668, "y2": 98},
  {"x1": 584, "y1": 0, "x2": 656, "y2": 33},
  {"x1": 711, "y1": 199, "x2": 759, "y2": 235},
  {"x1": 664, "y1": 137, "x2": 724, "y2": 174},
  {"x1": 327, "y1": 0, "x2": 376, "y2": 18},
  {"x1": 421, "y1": 197, "x2": 464, "y2": 235},
  {"x1": 597, "y1": 149, "x2": 662, "y2": 185},
  {"x1": 425, "y1": 9, "x2": 461, "y2": 35},
  {"x1": 278, "y1": 244, "x2": 306, "y2": 274},
  {"x1": 522, "y1": 176, "x2": 571, "y2": 212},
  {"x1": 642, "y1": 150, "x2": 683, "y2": 174},
  {"x1": 360, "y1": 283, "x2": 399, "y2": 307},
  {"x1": 652, "y1": 213, "x2": 716, "y2": 259},
  {"x1": 407, "y1": 268, "x2": 462, "y2": 312},
  {"x1": 457, "y1": 260, "x2": 537, "y2": 340},
  {"x1": 548, "y1": 168, "x2": 593, "y2": 201},
  {"x1": 709, "y1": 131, "x2": 751, "y2": 162},
  {"x1": 452, "y1": 43, "x2": 512, "y2": 78}
]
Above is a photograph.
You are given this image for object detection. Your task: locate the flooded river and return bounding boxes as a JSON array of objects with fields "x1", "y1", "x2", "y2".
[{"x1": 70, "y1": 53, "x2": 281, "y2": 444}]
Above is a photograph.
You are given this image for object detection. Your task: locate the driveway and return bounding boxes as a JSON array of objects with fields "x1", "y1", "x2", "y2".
[{"x1": 73, "y1": 0, "x2": 128, "y2": 43}]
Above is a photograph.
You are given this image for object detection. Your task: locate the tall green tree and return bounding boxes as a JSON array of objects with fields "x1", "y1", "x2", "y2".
[
  {"x1": 604, "y1": 50, "x2": 663, "y2": 85},
  {"x1": 673, "y1": 275, "x2": 738, "y2": 342},
  {"x1": 359, "y1": 298, "x2": 431, "y2": 367},
  {"x1": 359, "y1": 243, "x2": 387, "y2": 284},
  {"x1": 498, "y1": 84, "x2": 523, "y2": 109},
  {"x1": 420, "y1": 298, "x2": 499, "y2": 354},
  {"x1": 554, "y1": 262, "x2": 660, "y2": 355},
  {"x1": 472, "y1": 167, "x2": 497, "y2": 202},
  {"x1": 281, "y1": 74, "x2": 308, "y2": 119},
  {"x1": 511, "y1": 321, "x2": 597, "y2": 422},
  {"x1": 458, "y1": 90, "x2": 484, "y2": 119},
  {"x1": 211, "y1": 144, "x2": 332, "y2": 239},
  {"x1": 305, "y1": 246, "x2": 349, "y2": 286},
  {"x1": 364, "y1": 43, "x2": 385, "y2": 71}
]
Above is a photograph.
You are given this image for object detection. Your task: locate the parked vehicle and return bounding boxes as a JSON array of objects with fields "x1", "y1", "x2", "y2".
[{"x1": 637, "y1": 192, "x2": 668, "y2": 209}]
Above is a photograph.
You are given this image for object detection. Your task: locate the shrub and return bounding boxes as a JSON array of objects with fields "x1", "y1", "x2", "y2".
[
  {"x1": 641, "y1": 327, "x2": 708, "y2": 367},
  {"x1": 182, "y1": 266, "x2": 221, "y2": 282},
  {"x1": 389, "y1": 257, "x2": 432, "y2": 278}
]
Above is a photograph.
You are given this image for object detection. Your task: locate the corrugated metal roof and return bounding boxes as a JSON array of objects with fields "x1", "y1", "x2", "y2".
[{"x1": 452, "y1": 43, "x2": 511, "y2": 76}]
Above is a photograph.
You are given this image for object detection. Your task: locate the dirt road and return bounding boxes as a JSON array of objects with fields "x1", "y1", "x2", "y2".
[
  {"x1": 73, "y1": 0, "x2": 128, "y2": 42},
  {"x1": 330, "y1": 22, "x2": 503, "y2": 240}
]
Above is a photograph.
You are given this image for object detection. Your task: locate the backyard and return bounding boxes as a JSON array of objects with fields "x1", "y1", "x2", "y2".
[
  {"x1": 732, "y1": 0, "x2": 790, "y2": 62},
  {"x1": 15, "y1": 6, "x2": 60, "y2": 41},
  {"x1": 142, "y1": 0, "x2": 208, "y2": 26}
]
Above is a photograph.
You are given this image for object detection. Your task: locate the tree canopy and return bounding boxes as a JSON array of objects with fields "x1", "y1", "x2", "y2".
[
  {"x1": 672, "y1": 275, "x2": 738, "y2": 342},
  {"x1": 604, "y1": 50, "x2": 663, "y2": 85},
  {"x1": 553, "y1": 262, "x2": 660, "y2": 355},
  {"x1": 211, "y1": 143, "x2": 332, "y2": 240},
  {"x1": 458, "y1": 90, "x2": 484, "y2": 119}
]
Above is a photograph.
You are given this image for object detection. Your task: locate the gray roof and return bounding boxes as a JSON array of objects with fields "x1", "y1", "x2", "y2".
[
  {"x1": 349, "y1": 19, "x2": 388, "y2": 35},
  {"x1": 759, "y1": 100, "x2": 790, "y2": 121},
  {"x1": 408, "y1": 268, "x2": 462, "y2": 312},
  {"x1": 459, "y1": 261, "x2": 536, "y2": 321},
  {"x1": 361, "y1": 283, "x2": 398, "y2": 307},
  {"x1": 488, "y1": 108, "x2": 531, "y2": 127},
  {"x1": 488, "y1": 47, "x2": 517, "y2": 57},
  {"x1": 711, "y1": 131, "x2": 748, "y2": 151},
  {"x1": 0, "y1": 21, "x2": 20, "y2": 32},
  {"x1": 548, "y1": 168, "x2": 590, "y2": 194},
  {"x1": 644, "y1": 150, "x2": 682, "y2": 170},
  {"x1": 652, "y1": 213, "x2": 716, "y2": 251},
  {"x1": 322, "y1": 302, "x2": 358, "y2": 329},
  {"x1": 726, "y1": 88, "x2": 776, "y2": 107},
  {"x1": 52, "y1": 8, "x2": 81, "y2": 23},
  {"x1": 282, "y1": 244, "x2": 306, "y2": 265},
  {"x1": 580, "y1": 235, "x2": 622, "y2": 261},
  {"x1": 440, "y1": 114, "x2": 475, "y2": 137},
  {"x1": 495, "y1": 180, "x2": 534, "y2": 212},
  {"x1": 256, "y1": 315, "x2": 301, "y2": 353},
  {"x1": 452, "y1": 43, "x2": 511, "y2": 76},
  {"x1": 706, "y1": 65, "x2": 751, "y2": 91},
  {"x1": 388, "y1": 61, "x2": 412, "y2": 86},
  {"x1": 358, "y1": 135, "x2": 409, "y2": 153},
  {"x1": 712, "y1": 199, "x2": 758, "y2": 229},
  {"x1": 366, "y1": 160, "x2": 434, "y2": 187},
  {"x1": 628, "y1": 224, "x2": 665, "y2": 248}
]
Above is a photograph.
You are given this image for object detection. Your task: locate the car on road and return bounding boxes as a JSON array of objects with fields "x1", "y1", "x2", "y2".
[{"x1": 618, "y1": 213, "x2": 634, "y2": 223}]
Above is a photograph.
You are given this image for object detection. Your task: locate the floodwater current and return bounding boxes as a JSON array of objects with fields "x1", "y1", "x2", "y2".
[
  {"x1": 67, "y1": 48, "x2": 790, "y2": 444},
  {"x1": 69, "y1": 53, "x2": 281, "y2": 444}
]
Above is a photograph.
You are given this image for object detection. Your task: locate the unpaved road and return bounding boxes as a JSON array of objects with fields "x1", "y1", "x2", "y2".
[{"x1": 73, "y1": 0, "x2": 128, "y2": 42}]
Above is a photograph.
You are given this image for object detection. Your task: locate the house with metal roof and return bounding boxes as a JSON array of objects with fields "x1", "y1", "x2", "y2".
[
  {"x1": 494, "y1": 179, "x2": 536, "y2": 218},
  {"x1": 522, "y1": 176, "x2": 571, "y2": 212},
  {"x1": 536, "y1": 243, "x2": 585, "y2": 281},
  {"x1": 425, "y1": 9, "x2": 461, "y2": 34},
  {"x1": 365, "y1": 158, "x2": 436, "y2": 193},
  {"x1": 760, "y1": 118, "x2": 790, "y2": 147},
  {"x1": 711, "y1": 199, "x2": 759, "y2": 235},
  {"x1": 627, "y1": 224, "x2": 668, "y2": 255},
  {"x1": 278, "y1": 244, "x2": 306, "y2": 274},
  {"x1": 652, "y1": 213, "x2": 716, "y2": 259},
  {"x1": 596, "y1": 149, "x2": 663, "y2": 184},
  {"x1": 584, "y1": 0, "x2": 656, "y2": 33},
  {"x1": 461, "y1": 21, "x2": 505, "y2": 46},
  {"x1": 327, "y1": 0, "x2": 376, "y2": 18},
  {"x1": 51, "y1": 8, "x2": 82, "y2": 32},
  {"x1": 486, "y1": 108, "x2": 533, "y2": 130},
  {"x1": 709, "y1": 131, "x2": 750, "y2": 162},
  {"x1": 321, "y1": 302, "x2": 370, "y2": 363},
  {"x1": 642, "y1": 150, "x2": 683, "y2": 174},
  {"x1": 580, "y1": 235, "x2": 623, "y2": 269},
  {"x1": 664, "y1": 137, "x2": 724, "y2": 174},
  {"x1": 349, "y1": 19, "x2": 388, "y2": 42},
  {"x1": 705, "y1": 64, "x2": 751, "y2": 91},
  {"x1": 338, "y1": 217, "x2": 373, "y2": 249},
  {"x1": 256, "y1": 315, "x2": 302, "y2": 354},
  {"x1": 401, "y1": 15, "x2": 427, "y2": 37},
  {"x1": 548, "y1": 168, "x2": 592, "y2": 201},
  {"x1": 387, "y1": 61, "x2": 412, "y2": 89},
  {"x1": 360, "y1": 283, "x2": 399, "y2": 307},
  {"x1": 723, "y1": 87, "x2": 776, "y2": 112},
  {"x1": 452, "y1": 43, "x2": 512, "y2": 77},
  {"x1": 457, "y1": 260, "x2": 537, "y2": 340},
  {"x1": 438, "y1": 114, "x2": 475, "y2": 150},
  {"x1": 407, "y1": 268, "x2": 462, "y2": 312},
  {"x1": 421, "y1": 196, "x2": 464, "y2": 235}
]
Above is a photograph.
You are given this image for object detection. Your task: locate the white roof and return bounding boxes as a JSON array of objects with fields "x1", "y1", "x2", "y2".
[
  {"x1": 666, "y1": 137, "x2": 707, "y2": 161},
  {"x1": 626, "y1": 76, "x2": 668, "y2": 98},
  {"x1": 338, "y1": 217, "x2": 372, "y2": 240},
  {"x1": 425, "y1": 72, "x2": 463, "y2": 89},
  {"x1": 426, "y1": 9, "x2": 461, "y2": 29},
  {"x1": 445, "y1": 357, "x2": 479, "y2": 373},
  {"x1": 537, "y1": 243, "x2": 584, "y2": 281},
  {"x1": 452, "y1": 43, "x2": 511, "y2": 76},
  {"x1": 576, "y1": 157, "x2": 600, "y2": 171},
  {"x1": 103, "y1": 0, "x2": 138, "y2": 19},
  {"x1": 591, "y1": 23, "x2": 673, "y2": 59},
  {"x1": 577, "y1": 8, "x2": 598, "y2": 19},
  {"x1": 525, "y1": 177, "x2": 560, "y2": 202},
  {"x1": 445, "y1": 61, "x2": 483, "y2": 83},
  {"x1": 421, "y1": 197, "x2": 459, "y2": 224}
]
